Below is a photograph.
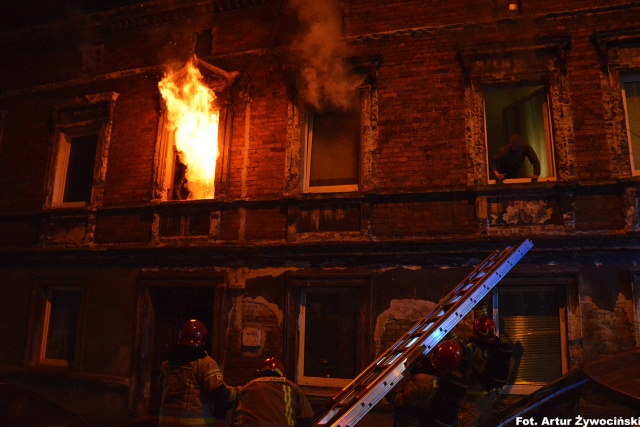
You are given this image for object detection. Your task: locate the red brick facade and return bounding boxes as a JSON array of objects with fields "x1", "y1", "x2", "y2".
[{"x1": 1, "y1": 0, "x2": 639, "y2": 424}]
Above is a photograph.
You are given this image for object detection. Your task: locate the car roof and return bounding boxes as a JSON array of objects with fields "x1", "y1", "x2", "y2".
[{"x1": 583, "y1": 349, "x2": 640, "y2": 401}]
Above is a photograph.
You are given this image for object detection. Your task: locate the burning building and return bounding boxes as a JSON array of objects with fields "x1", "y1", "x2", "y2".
[{"x1": 0, "y1": 0, "x2": 639, "y2": 424}]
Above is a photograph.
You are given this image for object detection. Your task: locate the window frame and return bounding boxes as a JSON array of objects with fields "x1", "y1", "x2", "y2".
[
  {"x1": 490, "y1": 280, "x2": 570, "y2": 396},
  {"x1": 620, "y1": 74, "x2": 640, "y2": 176},
  {"x1": 46, "y1": 92, "x2": 118, "y2": 209},
  {"x1": 38, "y1": 285, "x2": 84, "y2": 368},
  {"x1": 302, "y1": 98, "x2": 363, "y2": 194},
  {"x1": 484, "y1": 84, "x2": 557, "y2": 185},
  {"x1": 285, "y1": 277, "x2": 371, "y2": 388},
  {"x1": 459, "y1": 36, "x2": 573, "y2": 184},
  {"x1": 152, "y1": 59, "x2": 237, "y2": 202},
  {"x1": 50, "y1": 127, "x2": 102, "y2": 208}
]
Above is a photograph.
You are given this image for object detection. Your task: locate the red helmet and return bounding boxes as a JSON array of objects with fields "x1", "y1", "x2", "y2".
[
  {"x1": 178, "y1": 319, "x2": 207, "y2": 348},
  {"x1": 473, "y1": 315, "x2": 497, "y2": 345},
  {"x1": 256, "y1": 357, "x2": 286, "y2": 378},
  {"x1": 430, "y1": 339, "x2": 462, "y2": 373}
]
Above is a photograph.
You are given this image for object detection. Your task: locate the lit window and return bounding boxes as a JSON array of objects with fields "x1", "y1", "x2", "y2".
[
  {"x1": 484, "y1": 85, "x2": 556, "y2": 182},
  {"x1": 40, "y1": 287, "x2": 82, "y2": 367},
  {"x1": 51, "y1": 132, "x2": 99, "y2": 206},
  {"x1": 621, "y1": 75, "x2": 640, "y2": 175},
  {"x1": 298, "y1": 286, "x2": 361, "y2": 387},
  {"x1": 304, "y1": 101, "x2": 361, "y2": 193},
  {"x1": 491, "y1": 285, "x2": 567, "y2": 394}
]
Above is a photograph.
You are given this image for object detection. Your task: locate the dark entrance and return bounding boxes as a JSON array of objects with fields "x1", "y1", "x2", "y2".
[{"x1": 147, "y1": 286, "x2": 215, "y2": 415}]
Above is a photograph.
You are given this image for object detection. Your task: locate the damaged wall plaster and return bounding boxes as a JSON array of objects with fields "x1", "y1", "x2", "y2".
[
  {"x1": 374, "y1": 299, "x2": 436, "y2": 356},
  {"x1": 227, "y1": 266, "x2": 300, "y2": 289},
  {"x1": 581, "y1": 293, "x2": 635, "y2": 360}
]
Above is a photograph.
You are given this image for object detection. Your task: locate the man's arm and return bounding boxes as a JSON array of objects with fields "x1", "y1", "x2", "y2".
[
  {"x1": 525, "y1": 145, "x2": 541, "y2": 178},
  {"x1": 489, "y1": 147, "x2": 507, "y2": 181}
]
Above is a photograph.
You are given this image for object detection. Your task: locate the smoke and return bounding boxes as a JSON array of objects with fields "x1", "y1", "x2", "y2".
[{"x1": 289, "y1": 0, "x2": 361, "y2": 112}]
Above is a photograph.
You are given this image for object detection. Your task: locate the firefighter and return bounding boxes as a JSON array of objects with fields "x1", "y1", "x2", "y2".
[
  {"x1": 234, "y1": 357, "x2": 315, "y2": 427},
  {"x1": 158, "y1": 319, "x2": 237, "y2": 427},
  {"x1": 393, "y1": 339, "x2": 468, "y2": 427},
  {"x1": 457, "y1": 311, "x2": 513, "y2": 427}
]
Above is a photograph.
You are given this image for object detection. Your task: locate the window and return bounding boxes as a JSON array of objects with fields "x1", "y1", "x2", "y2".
[
  {"x1": 459, "y1": 36, "x2": 572, "y2": 183},
  {"x1": 40, "y1": 287, "x2": 83, "y2": 367},
  {"x1": 484, "y1": 84, "x2": 556, "y2": 182},
  {"x1": 491, "y1": 284, "x2": 567, "y2": 394},
  {"x1": 286, "y1": 278, "x2": 370, "y2": 388},
  {"x1": 621, "y1": 75, "x2": 640, "y2": 175},
  {"x1": 299, "y1": 287, "x2": 360, "y2": 386},
  {"x1": 304, "y1": 100, "x2": 361, "y2": 193},
  {"x1": 47, "y1": 92, "x2": 117, "y2": 208},
  {"x1": 51, "y1": 131, "x2": 99, "y2": 206},
  {"x1": 154, "y1": 59, "x2": 236, "y2": 202}
]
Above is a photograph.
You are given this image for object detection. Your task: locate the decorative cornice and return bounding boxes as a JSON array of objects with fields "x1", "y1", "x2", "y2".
[{"x1": 590, "y1": 27, "x2": 640, "y2": 72}]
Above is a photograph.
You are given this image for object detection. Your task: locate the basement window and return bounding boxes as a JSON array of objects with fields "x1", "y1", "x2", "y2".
[
  {"x1": 491, "y1": 284, "x2": 568, "y2": 395},
  {"x1": 621, "y1": 75, "x2": 640, "y2": 175},
  {"x1": 484, "y1": 84, "x2": 556, "y2": 183},
  {"x1": 304, "y1": 100, "x2": 361, "y2": 193},
  {"x1": 40, "y1": 286, "x2": 83, "y2": 367}
]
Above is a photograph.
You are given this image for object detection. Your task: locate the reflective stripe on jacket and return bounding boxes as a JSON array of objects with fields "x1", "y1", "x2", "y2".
[
  {"x1": 235, "y1": 376, "x2": 315, "y2": 427},
  {"x1": 158, "y1": 355, "x2": 228, "y2": 427}
]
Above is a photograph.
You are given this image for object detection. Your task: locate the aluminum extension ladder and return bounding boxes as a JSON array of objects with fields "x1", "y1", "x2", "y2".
[{"x1": 315, "y1": 239, "x2": 534, "y2": 427}]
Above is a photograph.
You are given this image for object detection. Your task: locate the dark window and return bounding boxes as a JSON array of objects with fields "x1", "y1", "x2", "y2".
[
  {"x1": 43, "y1": 288, "x2": 82, "y2": 364},
  {"x1": 63, "y1": 134, "x2": 98, "y2": 203}
]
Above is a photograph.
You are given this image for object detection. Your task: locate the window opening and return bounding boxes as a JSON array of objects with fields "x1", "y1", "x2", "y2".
[
  {"x1": 52, "y1": 131, "x2": 99, "y2": 206},
  {"x1": 40, "y1": 287, "x2": 82, "y2": 367},
  {"x1": 298, "y1": 287, "x2": 360, "y2": 386},
  {"x1": 304, "y1": 96, "x2": 362, "y2": 193},
  {"x1": 484, "y1": 85, "x2": 556, "y2": 182},
  {"x1": 621, "y1": 75, "x2": 640, "y2": 174},
  {"x1": 492, "y1": 285, "x2": 567, "y2": 393},
  {"x1": 159, "y1": 60, "x2": 220, "y2": 200}
]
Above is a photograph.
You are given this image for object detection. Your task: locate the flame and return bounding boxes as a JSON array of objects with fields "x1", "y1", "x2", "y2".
[{"x1": 159, "y1": 60, "x2": 219, "y2": 199}]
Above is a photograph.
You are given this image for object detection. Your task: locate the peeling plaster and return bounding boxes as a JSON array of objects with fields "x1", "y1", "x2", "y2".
[
  {"x1": 582, "y1": 293, "x2": 635, "y2": 357},
  {"x1": 374, "y1": 299, "x2": 436, "y2": 355},
  {"x1": 227, "y1": 266, "x2": 300, "y2": 289},
  {"x1": 375, "y1": 265, "x2": 423, "y2": 273},
  {"x1": 243, "y1": 295, "x2": 284, "y2": 328}
]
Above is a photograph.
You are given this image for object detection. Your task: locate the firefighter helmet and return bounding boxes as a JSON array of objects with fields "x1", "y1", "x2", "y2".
[
  {"x1": 178, "y1": 319, "x2": 208, "y2": 348},
  {"x1": 473, "y1": 315, "x2": 497, "y2": 345},
  {"x1": 256, "y1": 357, "x2": 286, "y2": 378},
  {"x1": 430, "y1": 339, "x2": 462, "y2": 373}
]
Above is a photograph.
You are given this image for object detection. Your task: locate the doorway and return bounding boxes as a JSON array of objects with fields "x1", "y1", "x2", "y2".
[{"x1": 148, "y1": 286, "x2": 214, "y2": 414}]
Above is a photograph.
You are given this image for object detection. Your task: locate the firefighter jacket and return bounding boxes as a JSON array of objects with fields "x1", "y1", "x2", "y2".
[
  {"x1": 235, "y1": 376, "x2": 315, "y2": 427},
  {"x1": 158, "y1": 346, "x2": 237, "y2": 427},
  {"x1": 395, "y1": 372, "x2": 440, "y2": 412}
]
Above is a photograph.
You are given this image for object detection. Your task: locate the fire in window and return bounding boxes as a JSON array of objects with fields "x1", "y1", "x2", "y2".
[{"x1": 158, "y1": 60, "x2": 220, "y2": 201}]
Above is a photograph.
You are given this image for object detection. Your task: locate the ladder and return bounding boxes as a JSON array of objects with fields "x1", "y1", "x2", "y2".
[{"x1": 315, "y1": 239, "x2": 534, "y2": 427}]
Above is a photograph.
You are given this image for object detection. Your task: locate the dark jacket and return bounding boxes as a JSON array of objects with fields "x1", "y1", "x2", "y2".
[{"x1": 489, "y1": 144, "x2": 541, "y2": 179}]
